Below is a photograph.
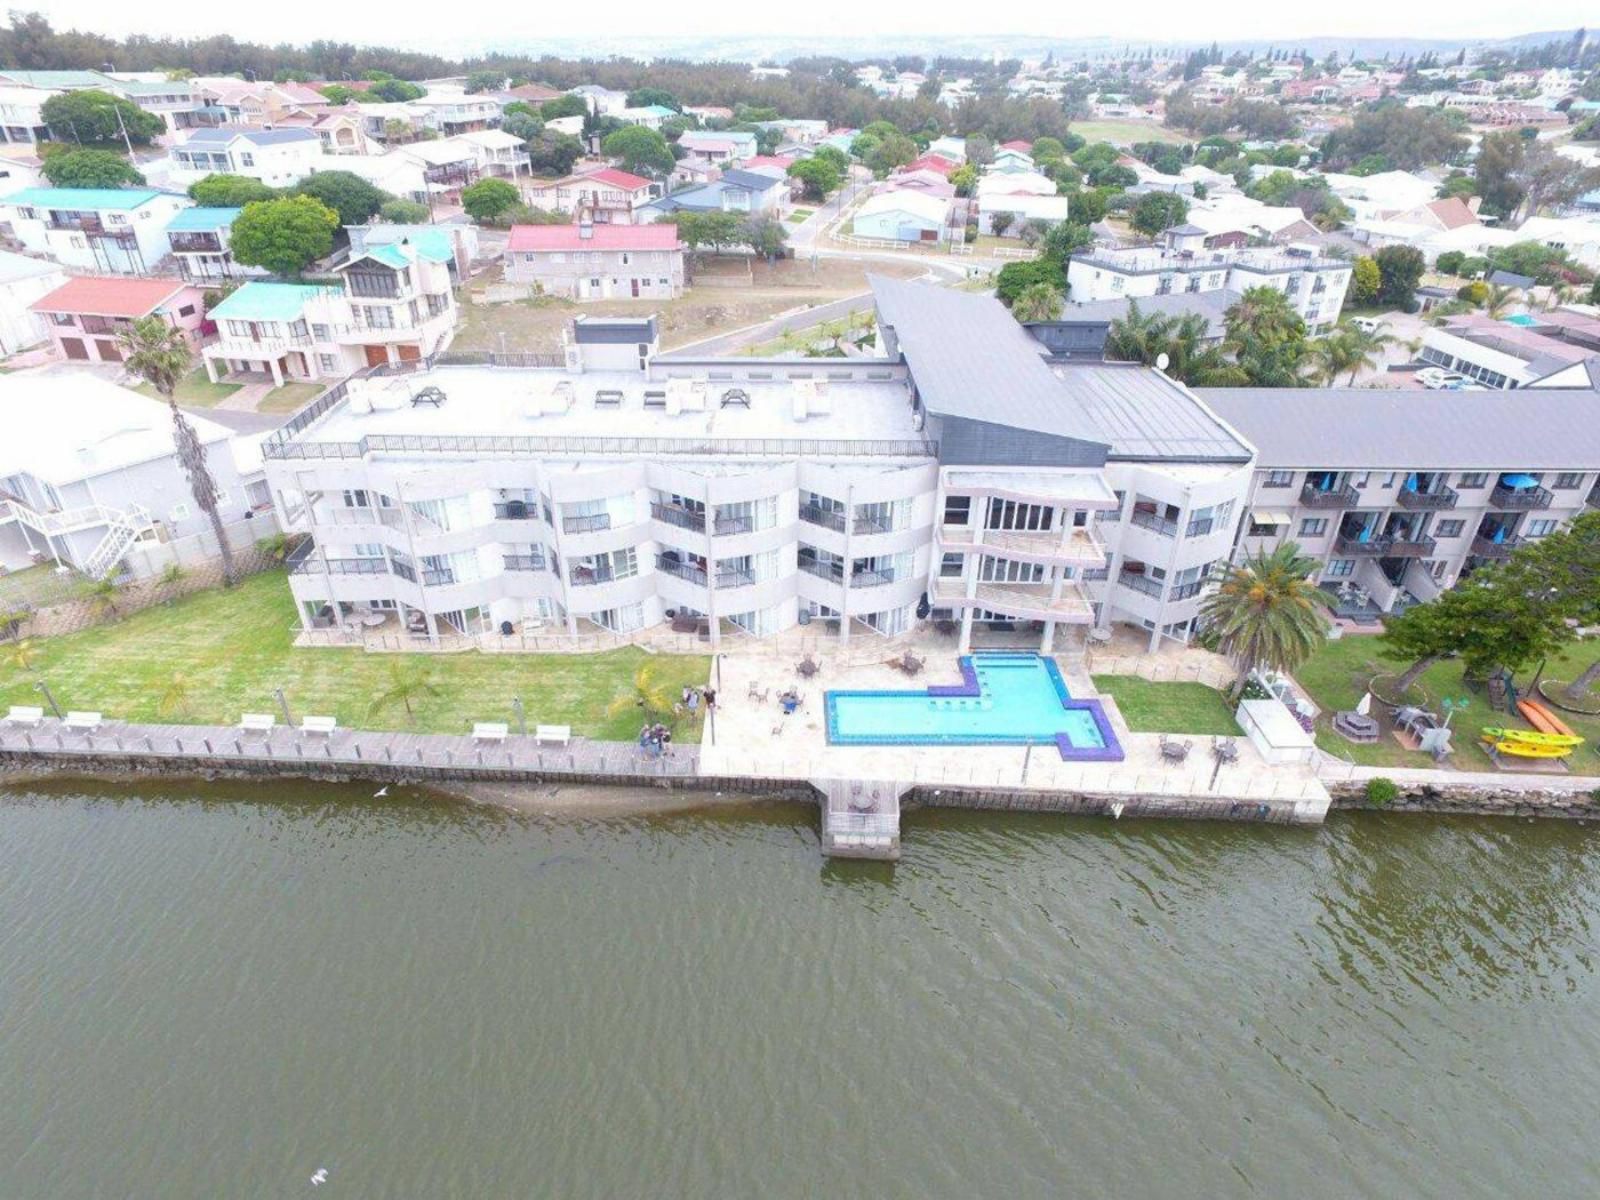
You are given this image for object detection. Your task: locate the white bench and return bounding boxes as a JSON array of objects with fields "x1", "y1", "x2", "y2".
[
  {"x1": 4, "y1": 705, "x2": 43, "y2": 727},
  {"x1": 64, "y1": 710, "x2": 102, "y2": 732},
  {"x1": 472, "y1": 722, "x2": 509, "y2": 742},
  {"x1": 300, "y1": 715, "x2": 337, "y2": 736},
  {"x1": 535, "y1": 724, "x2": 571, "y2": 746},
  {"x1": 238, "y1": 713, "x2": 276, "y2": 734}
]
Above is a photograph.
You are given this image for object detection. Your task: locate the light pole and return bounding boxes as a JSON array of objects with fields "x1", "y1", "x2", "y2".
[
  {"x1": 512, "y1": 695, "x2": 526, "y2": 736},
  {"x1": 274, "y1": 687, "x2": 293, "y2": 728},
  {"x1": 34, "y1": 679, "x2": 62, "y2": 720}
]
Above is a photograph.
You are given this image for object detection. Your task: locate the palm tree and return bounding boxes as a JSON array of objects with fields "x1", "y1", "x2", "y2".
[
  {"x1": 607, "y1": 663, "x2": 678, "y2": 727},
  {"x1": 156, "y1": 562, "x2": 185, "y2": 605},
  {"x1": 1482, "y1": 283, "x2": 1519, "y2": 319},
  {"x1": 1200, "y1": 543, "x2": 1334, "y2": 697},
  {"x1": 118, "y1": 316, "x2": 238, "y2": 586},
  {"x1": 367, "y1": 660, "x2": 442, "y2": 726},
  {"x1": 1307, "y1": 329, "x2": 1364, "y2": 387},
  {"x1": 1545, "y1": 281, "x2": 1572, "y2": 311},
  {"x1": 1105, "y1": 303, "x2": 1243, "y2": 386},
  {"x1": 80, "y1": 575, "x2": 121, "y2": 621},
  {"x1": 3, "y1": 637, "x2": 38, "y2": 674},
  {"x1": 157, "y1": 671, "x2": 192, "y2": 719},
  {"x1": 1011, "y1": 281, "x2": 1064, "y2": 323}
]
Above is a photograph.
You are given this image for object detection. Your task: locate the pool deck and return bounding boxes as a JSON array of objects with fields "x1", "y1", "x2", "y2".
[{"x1": 702, "y1": 651, "x2": 1332, "y2": 826}]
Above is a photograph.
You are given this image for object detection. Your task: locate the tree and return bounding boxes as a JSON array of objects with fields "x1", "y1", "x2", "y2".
[
  {"x1": 1223, "y1": 287, "x2": 1309, "y2": 386},
  {"x1": 743, "y1": 216, "x2": 787, "y2": 261},
  {"x1": 1373, "y1": 244, "x2": 1425, "y2": 310},
  {"x1": 813, "y1": 145, "x2": 849, "y2": 174},
  {"x1": 526, "y1": 130, "x2": 584, "y2": 176},
  {"x1": 1349, "y1": 255, "x2": 1381, "y2": 305},
  {"x1": 864, "y1": 131, "x2": 918, "y2": 176},
  {"x1": 501, "y1": 110, "x2": 543, "y2": 141},
  {"x1": 40, "y1": 147, "x2": 143, "y2": 188},
  {"x1": 626, "y1": 87, "x2": 680, "y2": 112},
  {"x1": 601, "y1": 126, "x2": 674, "y2": 176},
  {"x1": 949, "y1": 163, "x2": 977, "y2": 197},
  {"x1": 40, "y1": 89, "x2": 162, "y2": 147},
  {"x1": 463, "y1": 69, "x2": 504, "y2": 94},
  {"x1": 189, "y1": 174, "x2": 277, "y2": 207},
  {"x1": 117, "y1": 317, "x2": 238, "y2": 586},
  {"x1": 461, "y1": 177, "x2": 521, "y2": 223},
  {"x1": 540, "y1": 95, "x2": 589, "y2": 121},
  {"x1": 368, "y1": 661, "x2": 442, "y2": 725},
  {"x1": 989, "y1": 209, "x2": 1015, "y2": 237},
  {"x1": 1434, "y1": 250, "x2": 1467, "y2": 277},
  {"x1": 1319, "y1": 104, "x2": 1469, "y2": 172},
  {"x1": 366, "y1": 78, "x2": 424, "y2": 103},
  {"x1": 1308, "y1": 320, "x2": 1393, "y2": 386},
  {"x1": 1104, "y1": 301, "x2": 1242, "y2": 386},
  {"x1": 80, "y1": 576, "x2": 121, "y2": 621},
  {"x1": 995, "y1": 257, "x2": 1066, "y2": 306},
  {"x1": 787, "y1": 156, "x2": 841, "y2": 201},
  {"x1": 293, "y1": 170, "x2": 389, "y2": 227},
  {"x1": 1011, "y1": 281, "x2": 1064, "y2": 322},
  {"x1": 963, "y1": 134, "x2": 994, "y2": 166},
  {"x1": 1130, "y1": 191, "x2": 1188, "y2": 237},
  {"x1": 607, "y1": 663, "x2": 678, "y2": 727},
  {"x1": 1483, "y1": 282, "x2": 1520, "y2": 319},
  {"x1": 1200, "y1": 543, "x2": 1332, "y2": 696},
  {"x1": 1040, "y1": 221, "x2": 1093, "y2": 259},
  {"x1": 230, "y1": 195, "x2": 339, "y2": 277},
  {"x1": 378, "y1": 197, "x2": 430, "y2": 223},
  {"x1": 319, "y1": 84, "x2": 359, "y2": 105}
]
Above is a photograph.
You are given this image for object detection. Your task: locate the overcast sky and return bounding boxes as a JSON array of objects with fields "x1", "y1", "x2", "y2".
[{"x1": 43, "y1": 1, "x2": 1593, "y2": 50}]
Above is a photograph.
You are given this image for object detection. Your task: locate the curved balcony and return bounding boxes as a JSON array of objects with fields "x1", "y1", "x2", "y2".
[
  {"x1": 933, "y1": 577, "x2": 1094, "y2": 624},
  {"x1": 936, "y1": 524, "x2": 1107, "y2": 568}
]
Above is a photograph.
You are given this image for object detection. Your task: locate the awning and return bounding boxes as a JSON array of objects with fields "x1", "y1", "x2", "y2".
[{"x1": 1250, "y1": 510, "x2": 1293, "y2": 526}]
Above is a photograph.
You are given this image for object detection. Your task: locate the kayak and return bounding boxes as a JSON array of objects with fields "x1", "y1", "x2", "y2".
[{"x1": 1480, "y1": 726, "x2": 1584, "y2": 749}]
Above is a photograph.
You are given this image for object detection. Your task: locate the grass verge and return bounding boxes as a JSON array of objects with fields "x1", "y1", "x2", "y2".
[{"x1": 1091, "y1": 676, "x2": 1241, "y2": 735}]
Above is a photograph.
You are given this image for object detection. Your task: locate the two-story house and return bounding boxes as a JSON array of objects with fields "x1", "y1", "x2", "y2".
[
  {"x1": 524, "y1": 168, "x2": 657, "y2": 223},
  {"x1": 676, "y1": 130, "x2": 759, "y2": 165},
  {"x1": 159, "y1": 206, "x2": 266, "y2": 284},
  {"x1": 505, "y1": 220, "x2": 685, "y2": 300},
  {"x1": 0, "y1": 187, "x2": 191, "y2": 275},
  {"x1": 30, "y1": 275, "x2": 205, "y2": 364},
  {"x1": 201, "y1": 238, "x2": 457, "y2": 385},
  {"x1": 0, "y1": 83, "x2": 51, "y2": 145},
  {"x1": 453, "y1": 129, "x2": 530, "y2": 178},
  {"x1": 411, "y1": 88, "x2": 502, "y2": 135},
  {"x1": 167, "y1": 127, "x2": 326, "y2": 188},
  {"x1": 640, "y1": 169, "x2": 788, "y2": 221}
]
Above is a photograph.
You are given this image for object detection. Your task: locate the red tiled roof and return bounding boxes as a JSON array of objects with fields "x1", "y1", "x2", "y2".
[
  {"x1": 1000, "y1": 140, "x2": 1033, "y2": 152},
  {"x1": 578, "y1": 167, "x2": 653, "y2": 190},
  {"x1": 899, "y1": 154, "x2": 956, "y2": 176},
  {"x1": 30, "y1": 275, "x2": 190, "y2": 318},
  {"x1": 1426, "y1": 197, "x2": 1479, "y2": 231},
  {"x1": 742, "y1": 155, "x2": 795, "y2": 169},
  {"x1": 507, "y1": 223, "x2": 683, "y2": 252},
  {"x1": 507, "y1": 83, "x2": 563, "y2": 101}
]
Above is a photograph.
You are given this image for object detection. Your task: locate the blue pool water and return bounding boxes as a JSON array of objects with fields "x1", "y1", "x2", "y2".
[
  {"x1": 1503, "y1": 314, "x2": 1538, "y2": 326},
  {"x1": 825, "y1": 654, "x2": 1124, "y2": 761}
]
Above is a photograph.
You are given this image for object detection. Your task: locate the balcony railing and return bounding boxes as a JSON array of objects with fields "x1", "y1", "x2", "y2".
[
  {"x1": 799, "y1": 504, "x2": 847, "y2": 532},
  {"x1": 651, "y1": 502, "x2": 706, "y2": 532},
  {"x1": 421, "y1": 568, "x2": 458, "y2": 587},
  {"x1": 1128, "y1": 509, "x2": 1177, "y2": 537},
  {"x1": 655, "y1": 556, "x2": 707, "y2": 586},
  {"x1": 712, "y1": 513, "x2": 754, "y2": 536},
  {"x1": 1397, "y1": 484, "x2": 1459, "y2": 511},
  {"x1": 502, "y1": 554, "x2": 546, "y2": 572},
  {"x1": 563, "y1": 512, "x2": 612, "y2": 534},
  {"x1": 715, "y1": 567, "x2": 756, "y2": 588},
  {"x1": 1184, "y1": 516, "x2": 1216, "y2": 538},
  {"x1": 1471, "y1": 534, "x2": 1523, "y2": 558},
  {"x1": 852, "y1": 515, "x2": 895, "y2": 535},
  {"x1": 266, "y1": 433, "x2": 938, "y2": 461},
  {"x1": 168, "y1": 233, "x2": 223, "y2": 253},
  {"x1": 798, "y1": 558, "x2": 844, "y2": 583},
  {"x1": 1333, "y1": 533, "x2": 1392, "y2": 556},
  {"x1": 1169, "y1": 580, "x2": 1206, "y2": 601},
  {"x1": 569, "y1": 564, "x2": 618, "y2": 586},
  {"x1": 1117, "y1": 570, "x2": 1165, "y2": 599},
  {"x1": 1489, "y1": 484, "x2": 1552, "y2": 510},
  {"x1": 850, "y1": 568, "x2": 896, "y2": 588},
  {"x1": 1301, "y1": 482, "x2": 1359, "y2": 508},
  {"x1": 493, "y1": 501, "x2": 539, "y2": 521},
  {"x1": 1385, "y1": 536, "x2": 1437, "y2": 557}
]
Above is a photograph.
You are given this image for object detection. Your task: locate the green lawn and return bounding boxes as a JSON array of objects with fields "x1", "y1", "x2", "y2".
[
  {"x1": 1068, "y1": 120, "x2": 1186, "y2": 146},
  {"x1": 1091, "y1": 676, "x2": 1241, "y2": 735},
  {"x1": 788, "y1": 208, "x2": 815, "y2": 221},
  {"x1": 1296, "y1": 635, "x2": 1600, "y2": 774},
  {"x1": 0, "y1": 571, "x2": 711, "y2": 742},
  {"x1": 256, "y1": 382, "x2": 325, "y2": 414},
  {"x1": 132, "y1": 368, "x2": 241, "y2": 407}
]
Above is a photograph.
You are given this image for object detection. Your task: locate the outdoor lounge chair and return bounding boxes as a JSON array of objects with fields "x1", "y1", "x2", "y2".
[
  {"x1": 747, "y1": 681, "x2": 770, "y2": 703},
  {"x1": 1159, "y1": 735, "x2": 1192, "y2": 763}
]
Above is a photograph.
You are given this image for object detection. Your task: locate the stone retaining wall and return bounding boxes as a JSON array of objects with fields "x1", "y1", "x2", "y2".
[
  {"x1": 911, "y1": 786, "x2": 1320, "y2": 824},
  {"x1": 1328, "y1": 780, "x2": 1600, "y2": 820}
]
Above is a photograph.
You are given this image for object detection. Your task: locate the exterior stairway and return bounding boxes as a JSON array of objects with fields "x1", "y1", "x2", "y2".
[{"x1": 0, "y1": 498, "x2": 154, "y2": 580}]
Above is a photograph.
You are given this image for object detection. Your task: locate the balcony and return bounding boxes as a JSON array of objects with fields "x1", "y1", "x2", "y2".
[
  {"x1": 1301, "y1": 482, "x2": 1359, "y2": 508},
  {"x1": 937, "y1": 525, "x2": 1107, "y2": 567},
  {"x1": 933, "y1": 577, "x2": 1094, "y2": 623},
  {"x1": 1169, "y1": 579, "x2": 1207, "y2": 601},
  {"x1": 852, "y1": 514, "x2": 895, "y2": 535},
  {"x1": 655, "y1": 556, "x2": 707, "y2": 586},
  {"x1": 168, "y1": 232, "x2": 223, "y2": 254},
  {"x1": 569, "y1": 564, "x2": 618, "y2": 586},
  {"x1": 563, "y1": 512, "x2": 612, "y2": 534},
  {"x1": 1489, "y1": 484, "x2": 1552, "y2": 510},
  {"x1": 1396, "y1": 484, "x2": 1458, "y2": 511},
  {"x1": 1384, "y1": 535, "x2": 1437, "y2": 557},
  {"x1": 850, "y1": 568, "x2": 896, "y2": 588},
  {"x1": 1128, "y1": 509, "x2": 1178, "y2": 538},
  {"x1": 798, "y1": 558, "x2": 844, "y2": 583},
  {"x1": 502, "y1": 554, "x2": 546, "y2": 572},
  {"x1": 799, "y1": 504, "x2": 847, "y2": 533},
  {"x1": 421, "y1": 567, "x2": 458, "y2": 587},
  {"x1": 712, "y1": 513, "x2": 754, "y2": 536},
  {"x1": 651, "y1": 502, "x2": 705, "y2": 532},
  {"x1": 715, "y1": 567, "x2": 756, "y2": 589},
  {"x1": 1184, "y1": 515, "x2": 1217, "y2": 538},
  {"x1": 493, "y1": 500, "x2": 539, "y2": 521},
  {"x1": 1333, "y1": 533, "x2": 1393, "y2": 556},
  {"x1": 1471, "y1": 534, "x2": 1523, "y2": 558},
  {"x1": 1116, "y1": 569, "x2": 1165, "y2": 599},
  {"x1": 288, "y1": 545, "x2": 391, "y2": 577}
]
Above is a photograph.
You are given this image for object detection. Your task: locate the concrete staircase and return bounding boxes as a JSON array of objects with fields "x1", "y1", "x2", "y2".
[{"x1": 0, "y1": 499, "x2": 154, "y2": 580}]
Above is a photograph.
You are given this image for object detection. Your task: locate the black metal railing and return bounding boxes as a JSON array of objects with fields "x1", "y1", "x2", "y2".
[
  {"x1": 1489, "y1": 484, "x2": 1552, "y2": 510},
  {"x1": 850, "y1": 568, "x2": 895, "y2": 588},
  {"x1": 651, "y1": 503, "x2": 706, "y2": 532},
  {"x1": 655, "y1": 557, "x2": 708, "y2": 586},
  {"x1": 562, "y1": 512, "x2": 612, "y2": 534},
  {"x1": 1184, "y1": 516, "x2": 1215, "y2": 538},
  {"x1": 715, "y1": 567, "x2": 756, "y2": 588},
  {"x1": 421, "y1": 568, "x2": 458, "y2": 587},
  {"x1": 266, "y1": 433, "x2": 938, "y2": 461},
  {"x1": 799, "y1": 504, "x2": 847, "y2": 532},
  {"x1": 1300, "y1": 482, "x2": 1359, "y2": 508},
  {"x1": 1169, "y1": 580, "x2": 1206, "y2": 601},
  {"x1": 1384, "y1": 536, "x2": 1437, "y2": 557},
  {"x1": 1117, "y1": 570, "x2": 1165, "y2": 599},
  {"x1": 852, "y1": 514, "x2": 894, "y2": 535},
  {"x1": 1397, "y1": 484, "x2": 1459, "y2": 510},
  {"x1": 493, "y1": 501, "x2": 538, "y2": 521},
  {"x1": 1333, "y1": 533, "x2": 1393, "y2": 556},
  {"x1": 1471, "y1": 534, "x2": 1522, "y2": 557},
  {"x1": 798, "y1": 558, "x2": 844, "y2": 583},
  {"x1": 502, "y1": 554, "x2": 546, "y2": 572},
  {"x1": 569, "y1": 565, "x2": 618, "y2": 586},
  {"x1": 712, "y1": 513, "x2": 754, "y2": 535},
  {"x1": 1129, "y1": 510, "x2": 1177, "y2": 537}
]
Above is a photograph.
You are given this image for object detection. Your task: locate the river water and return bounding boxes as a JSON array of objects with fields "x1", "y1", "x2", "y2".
[{"x1": 2, "y1": 779, "x2": 1598, "y2": 1198}]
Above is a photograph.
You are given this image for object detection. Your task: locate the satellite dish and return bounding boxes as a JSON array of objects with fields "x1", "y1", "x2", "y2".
[{"x1": 1155, "y1": 352, "x2": 1170, "y2": 372}]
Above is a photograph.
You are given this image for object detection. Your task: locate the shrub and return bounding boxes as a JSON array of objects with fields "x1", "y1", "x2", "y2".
[
  {"x1": 1456, "y1": 280, "x2": 1488, "y2": 304},
  {"x1": 1365, "y1": 777, "x2": 1400, "y2": 807}
]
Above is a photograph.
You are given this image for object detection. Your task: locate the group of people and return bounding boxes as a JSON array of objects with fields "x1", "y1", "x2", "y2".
[
  {"x1": 639, "y1": 723, "x2": 674, "y2": 757},
  {"x1": 676, "y1": 685, "x2": 717, "y2": 718}
]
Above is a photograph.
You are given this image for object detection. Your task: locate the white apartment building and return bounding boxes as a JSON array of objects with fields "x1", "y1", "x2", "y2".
[
  {"x1": 411, "y1": 89, "x2": 502, "y2": 135},
  {"x1": 0, "y1": 187, "x2": 191, "y2": 275},
  {"x1": 166, "y1": 127, "x2": 326, "y2": 188},
  {"x1": 262, "y1": 280, "x2": 1257, "y2": 652},
  {"x1": 201, "y1": 240, "x2": 457, "y2": 385},
  {"x1": 1067, "y1": 233, "x2": 1351, "y2": 334},
  {"x1": 0, "y1": 84, "x2": 50, "y2": 145}
]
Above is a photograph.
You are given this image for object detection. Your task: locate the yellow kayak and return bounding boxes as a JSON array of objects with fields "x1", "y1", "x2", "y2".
[
  {"x1": 1481, "y1": 737, "x2": 1577, "y2": 759},
  {"x1": 1481, "y1": 726, "x2": 1584, "y2": 749}
]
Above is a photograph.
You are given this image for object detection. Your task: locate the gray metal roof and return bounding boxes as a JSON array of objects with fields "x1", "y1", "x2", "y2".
[
  {"x1": 869, "y1": 276, "x2": 1109, "y2": 449},
  {"x1": 1056, "y1": 363, "x2": 1253, "y2": 462},
  {"x1": 185, "y1": 126, "x2": 320, "y2": 146},
  {"x1": 573, "y1": 315, "x2": 658, "y2": 344},
  {"x1": 1199, "y1": 386, "x2": 1600, "y2": 470}
]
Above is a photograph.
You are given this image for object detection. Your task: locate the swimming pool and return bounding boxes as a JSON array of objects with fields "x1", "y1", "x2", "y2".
[
  {"x1": 1503, "y1": 314, "x2": 1538, "y2": 327},
  {"x1": 825, "y1": 653, "x2": 1124, "y2": 761}
]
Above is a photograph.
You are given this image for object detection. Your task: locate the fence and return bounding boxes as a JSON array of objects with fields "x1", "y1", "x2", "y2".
[{"x1": 1084, "y1": 650, "x2": 1235, "y2": 689}]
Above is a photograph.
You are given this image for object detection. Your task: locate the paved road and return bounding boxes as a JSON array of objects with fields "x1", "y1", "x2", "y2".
[{"x1": 666, "y1": 292, "x2": 879, "y2": 357}]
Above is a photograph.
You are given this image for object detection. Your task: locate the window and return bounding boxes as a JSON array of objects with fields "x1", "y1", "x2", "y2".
[
  {"x1": 1526, "y1": 519, "x2": 1558, "y2": 537},
  {"x1": 170, "y1": 502, "x2": 191, "y2": 521},
  {"x1": 1553, "y1": 473, "x2": 1583, "y2": 489},
  {"x1": 239, "y1": 152, "x2": 254, "y2": 166},
  {"x1": 1262, "y1": 470, "x2": 1294, "y2": 488},
  {"x1": 1435, "y1": 519, "x2": 1464, "y2": 538},
  {"x1": 1458, "y1": 472, "x2": 1488, "y2": 489},
  {"x1": 943, "y1": 495, "x2": 971, "y2": 525},
  {"x1": 643, "y1": 389, "x2": 667, "y2": 409},
  {"x1": 1325, "y1": 559, "x2": 1355, "y2": 578},
  {"x1": 939, "y1": 553, "x2": 964, "y2": 578},
  {"x1": 364, "y1": 305, "x2": 394, "y2": 329},
  {"x1": 177, "y1": 304, "x2": 195, "y2": 317},
  {"x1": 1298, "y1": 517, "x2": 1327, "y2": 537},
  {"x1": 319, "y1": 354, "x2": 338, "y2": 371}
]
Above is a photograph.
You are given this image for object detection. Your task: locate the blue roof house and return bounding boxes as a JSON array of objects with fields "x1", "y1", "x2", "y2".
[{"x1": 0, "y1": 186, "x2": 191, "y2": 274}]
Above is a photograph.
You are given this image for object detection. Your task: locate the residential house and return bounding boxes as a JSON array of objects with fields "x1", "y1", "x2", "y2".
[
  {"x1": 160, "y1": 206, "x2": 268, "y2": 283},
  {"x1": 898, "y1": 153, "x2": 958, "y2": 177},
  {"x1": 677, "y1": 129, "x2": 759, "y2": 164},
  {"x1": 988, "y1": 148, "x2": 1037, "y2": 174},
  {"x1": 1418, "y1": 313, "x2": 1598, "y2": 389},
  {"x1": 201, "y1": 239, "x2": 457, "y2": 383},
  {"x1": 851, "y1": 191, "x2": 951, "y2": 242},
  {"x1": 883, "y1": 169, "x2": 956, "y2": 199},
  {"x1": 926, "y1": 136, "x2": 967, "y2": 162},
  {"x1": 0, "y1": 84, "x2": 51, "y2": 145},
  {"x1": 30, "y1": 275, "x2": 205, "y2": 364},
  {"x1": 641, "y1": 170, "x2": 787, "y2": 220},
  {"x1": 525, "y1": 168, "x2": 657, "y2": 223},
  {"x1": 1026, "y1": 290, "x2": 1238, "y2": 359},
  {"x1": 312, "y1": 152, "x2": 429, "y2": 205},
  {"x1": 166, "y1": 127, "x2": 326, "y2": 188},
  {"x1": 505, "y1": 220, "x2": 685, "y2": 300},
  {"x1": 309, "y1": 108, "x2": 373, "y2": 155},
  {"x1": 348, "y1": 224, "x2": 477, "y2": 284},
  {"x1": 668, "y1": 159, "x2": 722, "y2": 189},
  {"x1": 356, "y1": 100, "x2": 433, "y2": 143},
  {"x1": 454, "y1": 129, "x2": 531, "y2": 177},
  {"x1": 682, "y1": 105, "x2": 733, "y2": 123},
  {"x1": 978, "y1": 192, "x2": 1071, "y2": 236},
  {"x1": 392, "y1": 138, "x2": 483, "y2": 202},
  {"x1": 752, "y1": 118, "x2": 828, "y2": 145},
  {"x1": 974, "y1": 171, "x2": 1057, "y2": 200},
  {"x1": 618, "y1": 104, "x2": 678, "y2": 130},
  {"x1": 412, "y1": 88, "x2": 502, "y2": 135},
  {"x1": 1181, "y1": 195, "x2": 1319, "y2": 244},
  {"x1": 567, "y1": 85, "x2": 628, "y2": 117},
  {"x1": 1513, "y1": 216, "x2": 1600, "y2": 271},
  {"x1": 0, "y1": 373, "x2": 275, "y2": 583},
  {"x1": 502, "y1": 83, "x2": 564, "y2": 105},
  {"x1": 0, "y1": 250, "x2": 66, "y2": 354},
  {"x1": 0, "y1": 146, "x2": 43, "y2": 192},
  {"x1": 0, "y1": 187, "x2": 191, "y2": 275}
]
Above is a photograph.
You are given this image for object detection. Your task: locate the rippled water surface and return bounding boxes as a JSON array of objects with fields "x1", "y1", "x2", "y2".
[{"x1": 2, "y1": 780, "x2": 1598, "y2": 1198}]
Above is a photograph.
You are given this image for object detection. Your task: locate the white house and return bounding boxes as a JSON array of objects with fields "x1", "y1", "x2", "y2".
[
  {"x1": 926, "y1": 136, "x2": 967, "y2": 162},
  {"x1": 309, "y1": 151, "x2": 429, "y2": 204},
  {"x1": 505, "y1": 220, "x2": 685, "y2": 300},
  {"x1": 160, "y1": 206, "x2": 269, "y2": 283},
  {"x1": 0, "y1": 187, "x2": 191, "y2": 275},
  {"x1": 0, "y1": 84, "x2": 51, "y2": 146},
  {"x1": 0, "y1": 250, "x2": 65, "y2": 354},
  {"x1": 452, "y1": 129, "x2": 531, "y2": 178},
  {"x1": 978, "y1": 192, "x2": 1071, "y2": 236},
  {"x1": 525, "y1": 168, "x2": 657, "y2": 223},
  {"x1": 412, "y1": 88, "x2": 502, "y2": 135},
  {"x1": 166, "y1": 127, "x2": 326, "y2": 188},
  {"x1": 568, "y1": 85, "x2": 628, "y2": 117},
  {"x1": 852, "y1": 190, "x2": 950, "y2": 242}
]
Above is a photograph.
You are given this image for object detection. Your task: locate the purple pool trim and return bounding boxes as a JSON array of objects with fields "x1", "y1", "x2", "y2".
[{"x1": 823, "y1": 653, "x2": 1126, "y2": 762}]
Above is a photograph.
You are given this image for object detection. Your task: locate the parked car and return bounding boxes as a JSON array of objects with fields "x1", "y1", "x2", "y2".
[
  {"x1": 1352, "y1": 316, "x2": 1385, "y2": 334},
  {"x1": 1416, "y1": 367, "x2": 1473, "y2": 390}
]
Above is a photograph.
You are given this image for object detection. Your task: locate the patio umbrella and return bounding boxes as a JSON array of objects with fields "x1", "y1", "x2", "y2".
[
  {"x1": 1356, "y1": 692, "x2": 1372, "y2": 717},
  {"x1": 1502, "y1": 473, "x2": 1538, "y2": 489}
]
